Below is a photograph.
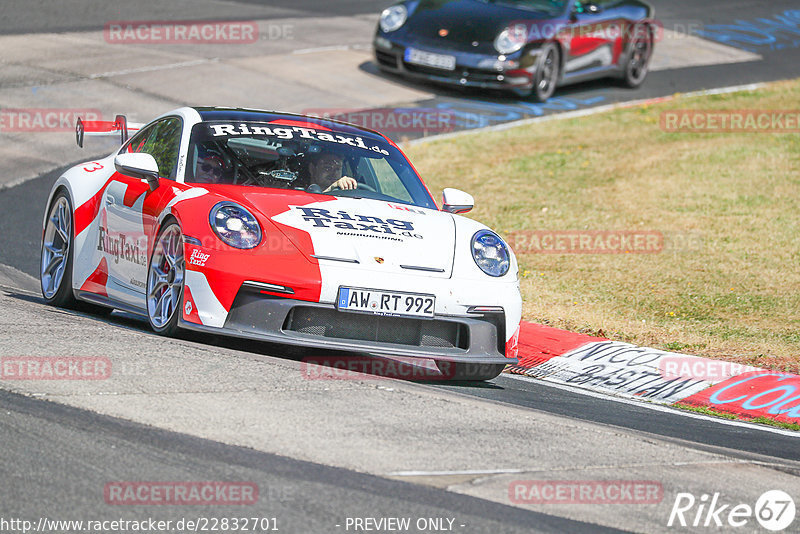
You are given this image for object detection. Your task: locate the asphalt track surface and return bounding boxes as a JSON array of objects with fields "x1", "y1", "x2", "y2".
[
  {"x1": 0, "y1": 0, "x2": 391, "y2": 35},
  {"x1": 2, "y1": 1, "x2": 800, "y2": 532},
  {"x1": 1, "y1": 389, "x2": 610, "y2": 534},
  {"x1": 1, "y1": 157, "x2": 799, "y2": 462}
]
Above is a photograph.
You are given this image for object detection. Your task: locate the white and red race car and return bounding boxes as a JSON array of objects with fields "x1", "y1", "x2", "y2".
[{"x1": 40, "y1": 107, "x2": 521, "y2": 380}]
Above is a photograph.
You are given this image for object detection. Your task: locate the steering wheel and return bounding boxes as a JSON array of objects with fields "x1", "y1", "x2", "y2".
[{"x1": 326, "y1": 178, "x2": 377, "y2": 193}]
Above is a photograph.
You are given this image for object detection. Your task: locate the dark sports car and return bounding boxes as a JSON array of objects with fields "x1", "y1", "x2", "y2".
[{"x1": 373, "y1": 0, "x2": 655, "y2": 101}]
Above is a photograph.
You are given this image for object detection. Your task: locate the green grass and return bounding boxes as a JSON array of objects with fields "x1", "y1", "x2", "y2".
[
  {"x1": 406, "y1": 78, "x2": 800, "y2": 371},
  {"x1": 674, "y1": 403, "x2": 800, "y2": 432}
]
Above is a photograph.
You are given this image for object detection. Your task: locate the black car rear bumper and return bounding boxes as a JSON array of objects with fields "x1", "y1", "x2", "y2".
[{"x1": 374, "y1": 39, "x2": 536, "y2": 95}]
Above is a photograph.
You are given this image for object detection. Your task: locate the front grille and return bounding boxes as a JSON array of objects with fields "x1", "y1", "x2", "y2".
[
  {"x1": 375, "y1": 50, "x2": 399, "y2": 68},
  {"x1": 284, "y1": 306, "x2": 469, "y2": 349},
  {"x1": 403, "y1": 63, "x2": 500, "y2": 83}
]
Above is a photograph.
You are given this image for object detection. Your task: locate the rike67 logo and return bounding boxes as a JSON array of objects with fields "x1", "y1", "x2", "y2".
[{"x1": 668, "y1": 490, "x2": 795, "y2": 531}]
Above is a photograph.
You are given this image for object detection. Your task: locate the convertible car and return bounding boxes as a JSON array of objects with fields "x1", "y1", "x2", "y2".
[
  {"x1": 373, "y1": 0, "x2": 655, "y2": 100},
  {"x1": 40, "y1": 107, "x2": 521, "y2": 380}
]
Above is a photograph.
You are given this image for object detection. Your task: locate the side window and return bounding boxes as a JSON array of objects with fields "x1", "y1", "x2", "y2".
[
  {"x1": 121, "y1": 118, "x2": 183, "y2": 179},
  {"x1": 144, "y1": 118, "x2": 182, "y2": 179},
  {"x1": 124, "y1": 124, "x2": 157, "y2": 155}
]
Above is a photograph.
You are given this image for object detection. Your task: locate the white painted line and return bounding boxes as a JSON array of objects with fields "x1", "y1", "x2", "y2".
[
  {"x1": 502, "y1": 373, "x2": 800, "y2": 437},
  {"x1": 88, "y1": 58, "x2": 217, "y2": 79},
  {"x1": 291, "y1": 44, "x2": 371, "y2": 55},
  {"x1": 406, "y1": 82, "x2": 772, "y2": 147},
  {"x1": 388, "y1": 459, "x2": 747, "y2": 477},
  {"x1": 389, "y1": 468, "x2": 529, "y2": 477}
]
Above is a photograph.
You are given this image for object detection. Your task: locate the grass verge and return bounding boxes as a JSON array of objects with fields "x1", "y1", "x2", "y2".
[
  {"x1": 406, "y1": 79, "x2": 800, "y2": 371},
  {"x1": 673, "y1": 402, "x2": 800, "y2": 431}
]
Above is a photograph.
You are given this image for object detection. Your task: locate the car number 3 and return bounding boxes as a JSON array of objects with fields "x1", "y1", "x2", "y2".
[{"x1": 83, "y1": 161, "x2": 104, "y2": 172}]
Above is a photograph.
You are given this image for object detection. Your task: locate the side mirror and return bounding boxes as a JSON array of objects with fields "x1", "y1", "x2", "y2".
[
  {"x1": 572, "y1": 1, "x2": 602, "y2": 16},
  {"x1": 442, "y1": 188, "x2": 474, "y2": 214},
  {"x1": 114, "y1": 153, "x2": 160, "y2": 191},
  {"x1": 585, "y1": 2, "x2": 602, "y2": 13}
]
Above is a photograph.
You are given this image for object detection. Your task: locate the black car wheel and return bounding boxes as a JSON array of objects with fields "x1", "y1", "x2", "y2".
[
  {"x1": 531, "y1": 42, "x2": 560, "y2": 102},
  {"x1": 623, "y1": 23, "x2": 654, "y2": 88}
]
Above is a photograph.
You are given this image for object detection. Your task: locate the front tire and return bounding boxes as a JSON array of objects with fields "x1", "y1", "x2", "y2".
[
  {"x1": 41, "y1": 191, "x2": 77, "y2": 307},
  {"x1": 146, "y1": 221, "x2": 185, "y2": 336},
  {"x1": 622, "y1": 23, "x2": 654, "y2": 88},
  {"x1": 436, "y1": 361, "x2": 507, "y2": 381}
]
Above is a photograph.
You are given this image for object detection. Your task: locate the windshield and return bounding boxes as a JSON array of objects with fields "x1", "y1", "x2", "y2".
[{"x1": 186, "y1": 121, "x2": 437, "y2": 209}]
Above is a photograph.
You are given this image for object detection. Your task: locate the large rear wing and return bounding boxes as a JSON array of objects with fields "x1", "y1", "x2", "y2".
[{"x1": 76, "y1": 114, "x2": 144, "y2": 148}]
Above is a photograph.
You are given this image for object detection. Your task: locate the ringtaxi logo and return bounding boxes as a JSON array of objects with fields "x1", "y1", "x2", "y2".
[
  {"x1": 668, "y1": 490, "x2": 796, "y2": 531},
  {"x1": 188, "y1": 248, "x2": 210, "y2": 267}
]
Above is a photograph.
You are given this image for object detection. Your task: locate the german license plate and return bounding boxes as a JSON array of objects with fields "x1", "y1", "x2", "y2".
[
  {"x1": 404, "y1": 47, "x2": 456, "y2": 71},
  {"x1": 337, "y1": 287, "x2": 435, "y2": 318}
]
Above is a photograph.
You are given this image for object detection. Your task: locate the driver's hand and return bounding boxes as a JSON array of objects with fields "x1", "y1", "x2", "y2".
[{"x1": 324, "y1": 176, "x2": 358, "y2": 192}]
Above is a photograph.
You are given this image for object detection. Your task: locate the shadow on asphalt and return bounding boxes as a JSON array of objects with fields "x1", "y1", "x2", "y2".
[{"x1": 3, "y1": 288, "x2": 508, "y2": 386}]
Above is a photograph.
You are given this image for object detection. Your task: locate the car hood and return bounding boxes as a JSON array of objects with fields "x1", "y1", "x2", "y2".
[
  {"x1": 262, "y1": 195, "x2": 456, "y2": 278},
  {"x1": 404, "y1": 0, "x2": 560, "y2": 46}
]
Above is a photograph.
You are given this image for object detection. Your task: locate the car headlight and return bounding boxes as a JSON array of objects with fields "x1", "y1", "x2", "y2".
[
  {"x1": 494, "y1": 24, "x2": 528, "y2": 54},
  {"x1": 209, "y1": 202, "x2": 262, "y2": 249},
  {"x1": 380, "y1": 5, "x2": 408, "y2": 33},
  {"x1": 471, "y1": 230, "x2": 510, "y2": 277}
]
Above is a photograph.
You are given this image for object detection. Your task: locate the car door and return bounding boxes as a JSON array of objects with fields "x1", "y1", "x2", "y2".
[
  {"x1": 562, "y1": 0, "x2": 624, "y2": 76},
  {"x1": 103, "y1": 117, "x2": 182, "y2": 307}
]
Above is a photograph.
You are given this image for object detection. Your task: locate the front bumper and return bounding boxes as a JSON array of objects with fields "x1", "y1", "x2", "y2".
[
  {"x1": 374, "y1": 35, "x2": 537, "y2": 93},
  {"x1": 180, "y1": 282, "x2": 516, "y2": 365}
]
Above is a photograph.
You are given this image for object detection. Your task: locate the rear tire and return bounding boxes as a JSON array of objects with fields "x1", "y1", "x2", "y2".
[
  {"x1": 436, "y1": 361, "x2": 507, "y2": 381},
  {"x1": 146, "y1": 221, "x2": 185, "y2": 336},
  {"x1": 530, "y1": 43, "x2": 560, "y2": 102},
  {"x1": 41, "y1": 191, "x2": 78, "y2": 308}
]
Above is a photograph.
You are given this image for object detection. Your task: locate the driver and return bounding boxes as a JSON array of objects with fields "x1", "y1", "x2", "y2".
[
  {"x1": 193, "y1": 148, "x2": 227, "y2": 184},
  {"x1": 306, "y1": 151, "x2": 357, "y2": 192}
]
